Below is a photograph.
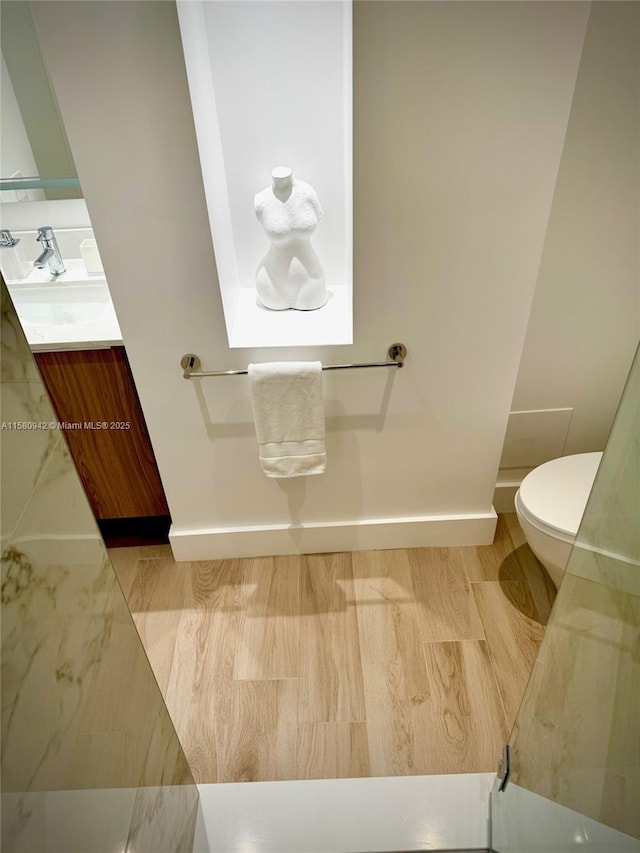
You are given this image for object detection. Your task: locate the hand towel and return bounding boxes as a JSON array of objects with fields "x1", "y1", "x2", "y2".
[{"x1": 248, "y1": 361, "x2": 326, "y2": 477}]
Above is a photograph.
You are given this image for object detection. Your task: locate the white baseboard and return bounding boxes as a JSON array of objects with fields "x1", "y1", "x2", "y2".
[
  {"x1": 494, "y1": 466, "x2": 535, "y2": 513},
  {"x1": 493, "y1": 483, "x2": 519, "y2": 513},
  {"x1": 169, "y1": 511, "x2": 497, "y2": 561}
]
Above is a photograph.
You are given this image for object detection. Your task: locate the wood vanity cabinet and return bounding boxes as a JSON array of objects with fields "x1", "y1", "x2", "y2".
[{"x1": 35, "y1": 347, "x2": 170, "y2": 522}]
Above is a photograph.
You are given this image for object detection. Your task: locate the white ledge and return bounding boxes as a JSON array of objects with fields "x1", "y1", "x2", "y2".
[{"x1": 229, "y1": 285, "x2": 352, "y2": 349}]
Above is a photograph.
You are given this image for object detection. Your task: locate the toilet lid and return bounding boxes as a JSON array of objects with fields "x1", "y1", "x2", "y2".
[{"x1": 518, "y1": 452, "x2": 603, "y2": 537}]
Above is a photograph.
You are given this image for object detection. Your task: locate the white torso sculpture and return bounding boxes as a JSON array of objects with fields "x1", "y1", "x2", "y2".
[{"x1": 254, "y1": 167, "x2": 328, "y2": 311}]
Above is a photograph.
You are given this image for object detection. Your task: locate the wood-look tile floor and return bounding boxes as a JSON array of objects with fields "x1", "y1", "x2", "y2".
[{"x1": 109, "y1": 514, "x2": 555, "y2": 784}]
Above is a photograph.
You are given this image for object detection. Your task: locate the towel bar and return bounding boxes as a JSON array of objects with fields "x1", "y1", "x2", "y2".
[{"x1": 180, "y1": 343, "x2": 407, "y2": 379}]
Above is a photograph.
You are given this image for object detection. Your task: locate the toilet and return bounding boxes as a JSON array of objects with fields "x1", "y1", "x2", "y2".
[{"x1": 515, "y1": 451, "x2": 602, "y2": 588}]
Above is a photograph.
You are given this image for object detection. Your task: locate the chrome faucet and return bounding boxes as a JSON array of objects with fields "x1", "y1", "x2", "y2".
[
  {"x1": 0, "y1": 229, "x2": 19, "y2": 248},
  {"x1": 34, "y1": 226, "x2": 66, "y2": 276}
]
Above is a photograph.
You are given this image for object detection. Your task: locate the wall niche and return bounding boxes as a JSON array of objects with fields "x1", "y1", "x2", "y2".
[{"x1": 177, "y1": 1, "x2": 353, "y2": 348}]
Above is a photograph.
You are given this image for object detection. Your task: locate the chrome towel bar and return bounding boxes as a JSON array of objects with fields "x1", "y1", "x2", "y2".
[{"x1": 180, "y1": 343, "x2": 407, "y2": 379}]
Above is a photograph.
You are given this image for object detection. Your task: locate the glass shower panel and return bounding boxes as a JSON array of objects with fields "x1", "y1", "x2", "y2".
[
  {"x1": 1, "y1": 279, "x2": 199, "y2": 852},
  {"x1": 490, "y1": 342, "x2": 640, "y2": 852}
]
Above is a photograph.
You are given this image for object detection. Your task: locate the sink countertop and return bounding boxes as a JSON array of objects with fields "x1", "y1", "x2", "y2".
[
  {"x1": 6, "y1": 261, "x2": 123, "y2": 352},
  {"x1": 24, "y1": 303, "x2": 123, "y2": 352}
]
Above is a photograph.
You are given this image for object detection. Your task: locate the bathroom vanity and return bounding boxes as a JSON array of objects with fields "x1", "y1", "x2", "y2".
[
  {"x1": 5, "y1": 263, "x2": 169, "y2": 535},
  {"x1": 35, "y1": 347, "x2": 169, "y2": 522}
]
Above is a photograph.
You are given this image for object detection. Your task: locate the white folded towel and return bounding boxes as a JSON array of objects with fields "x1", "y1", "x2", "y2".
[{"x1": 248, "y1": 361, "x2": 326, "y2": 478}]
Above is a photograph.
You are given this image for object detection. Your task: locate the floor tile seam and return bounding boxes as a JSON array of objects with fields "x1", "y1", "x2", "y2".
[
  {"x1": 297, "y1": 683, "x2": 368, "y2": 725},
  {"x1": 467, "y1": 579, "x2": 502, "y2": 583},
  {"x1": 510, "y1": 549, "x2": 548, "y2": 624},
  {"x1": 322, "y1": 588, "x2": 369, "y2": 681},
  {"x1": 419, "y1": 636, "x2": 506, "y2": 718},
  {"x1": 155, "y1": 564, "x2": 196, "y2": 608},
  {"x1": 411, "y1": 601, "x2": 489, "y2": 642},
  {"x1": 408, "y1": 568, "x2": 488, "y2": 644},
  {"x1": 297, "y1": 718, "x2": 368, "y2": 725},
  {"x1": 350, "y1": 568, "x2": 370, "y2": 686},
  {"x1": 231, "y1": 675, "x2": 301, "y2": 682},
  {"x1": 467, "y1": 578, "x2": 528, "y2": 593},
  {"x1": 160, "y1": 597, "x2": 204, "y2": 712},
  {"x1": 230, "y1": 584, "x2": 252, "y2": 679},
  {"x1": 469, "y1": 637, "x2": 510, "y2": 739},
  {"x1": 125, "y1": 545, "x2": 180, "y2": 578},
  {"x1": 135, "y1": 552, "x2": 177, "y2": 561},
  {"x1": 468, "y1": 579, "x2": 515, "y2": 647},
  {"x1": 128, "y1": 606, "x2": 196, "y2": 621},
  {"x1": 420, "y1": 635, "x2": 490, "y2": 645},
  {"x1": 112, "y1": 571, "x2": 136, "y2": 600},
  {"x1": 462, "y1": 559, "x2": 499, "y2": 584},
  {"x1": 127, "y1": 575, "x2": 189, "y2": 613},
  {"x1": 143, "y1": 656, "x2": 200, "y2": 788},
  {"x1": 232, "y1": 634, "x2": 301, "y2": 681},
  {"x1": 469, "y1": 584, "x2": 518, "y2": 729},
  {"x1": 502, "y1": 514, "x2": 520, "y2": 551},
  {"x1": 356, "y1": 638, "x2": 432, "y2": 694},
  {"x1": 480, "y1": 578, "x2": 545, "y2": 629}
]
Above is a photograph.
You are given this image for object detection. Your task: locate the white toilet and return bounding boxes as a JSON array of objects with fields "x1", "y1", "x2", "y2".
[{"x1": 515, "y1": 451, "x2": 602, "y2": 588}]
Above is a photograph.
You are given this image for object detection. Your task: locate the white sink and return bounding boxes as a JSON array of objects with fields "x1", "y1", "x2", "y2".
[
  {"x1": 7, "y1": 260, "x2": 122, "y2": 351},
  {"x1": 10, "y1": 257, "x2": 97, "y2": 285},
  {"x1": 11, "y1": 282, "x2": 111, "y2": 327}
]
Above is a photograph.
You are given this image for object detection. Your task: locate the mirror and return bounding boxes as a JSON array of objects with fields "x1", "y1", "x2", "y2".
[{"x1": 0, "y1": 2, "x2": 81, "y2": 202}]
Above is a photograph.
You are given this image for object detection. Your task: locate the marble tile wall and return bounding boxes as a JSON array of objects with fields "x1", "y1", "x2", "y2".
[
  {"x1": 0, "y1": 280, "x2": 199, "y2": 852},
  {"x1": 492, "y1": 344, "x2": 640, "y2": 846}
]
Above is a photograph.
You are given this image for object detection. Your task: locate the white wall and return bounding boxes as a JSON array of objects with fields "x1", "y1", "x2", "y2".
[
  {"x1": 198, "y1": 0, "x2": 350, "y2": 291},
  {"x1": 497, "y1": 2, "x2": 640, "y2": 503},
  {"x1": 32, "y1": 1, "x2": 590, "y2": 558},
  {"x1": 176, "y1": 0, "x2": 353, "y2": 349}
]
